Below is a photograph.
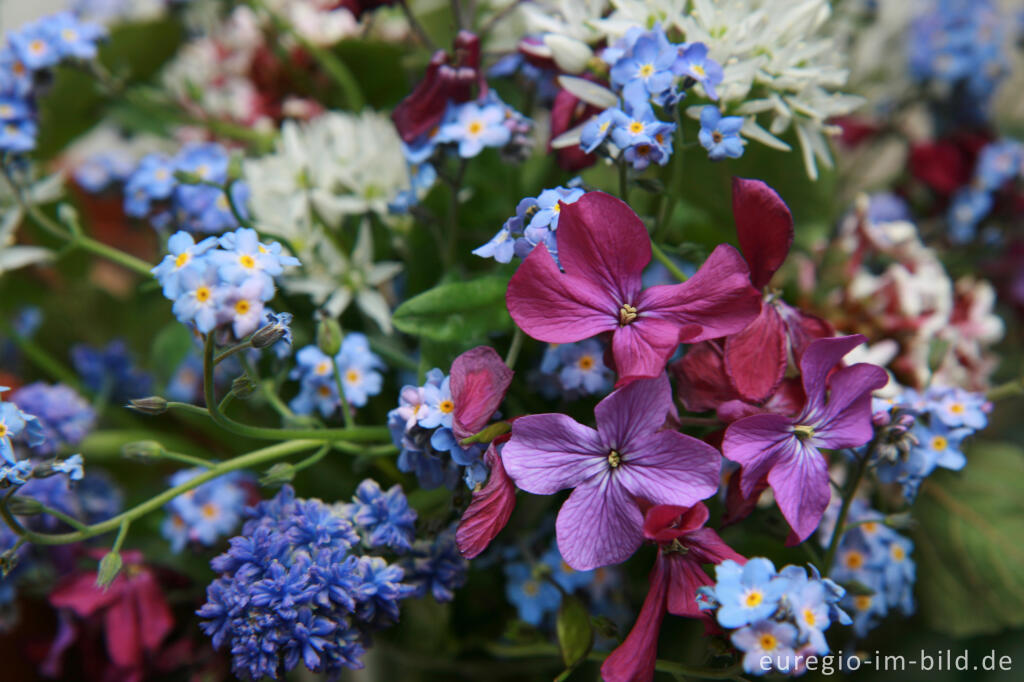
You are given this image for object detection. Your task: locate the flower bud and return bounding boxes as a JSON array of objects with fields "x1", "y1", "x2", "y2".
[
  {"x1": 173, "y1": 169, "x2": 203, "y2": 185},
  {"x1": 316, "y1": 316, "x2": 343, "y2": 356},
  {"x1": 251, "y1": 312, "x2": 293, "y2": 349},
  {"x1": 128, "y1": 396, "x2": 168, "y2": 415},
  {"x1": 231, "y1": 376, "x2": 256, "y2": 399},
  {"x1": 0, "y1": 548, "x2": 19, "y2": 577},
  {"x1": 260, "y1": 462, "x2": 295, "y2": 487},
  {"x1": 96, "y1": 551, "x2": 123, "y2": 589},
  {"x1": 7, "y1": 496, "x2": 43, "y2": 515},
  {"x1": 122, "y1": 440, "x2": 166, "y2": 461}
]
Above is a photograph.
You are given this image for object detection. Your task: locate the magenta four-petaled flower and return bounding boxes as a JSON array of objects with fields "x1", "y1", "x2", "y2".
[
  {"x1": 506, "y1": 191, "x2": 761, "y2": 382},
  {"x1": 722, "y1": 334, "x2": 888, "y2": 542},
  {"x1": 501, "y1": 374, "x2": 722, "y2": 570}
]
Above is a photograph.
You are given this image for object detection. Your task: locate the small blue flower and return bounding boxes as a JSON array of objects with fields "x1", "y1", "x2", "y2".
[
  {"x1": 8, "y1": 20, "x2": 61, "y2": 70},
  {"x1": 674, "y1": 42, "x2": 724, "y2": 100},
  {"x1": 152, "y1": 231, "x2": 219, "y2": 299},
  {"x1": 610, "y1": 30, "x2": 677, "y2": 104},
  {"x1": 44, "y1": 12, "x2": 106, "y2": 60},
  {"x1": 580, "y1": 108, "x2": 625, "y2": 154},
  {"x1": 711, "y1": 558, "x2": 789, "y2": 628},
  {"x1": 436, "y1": 101, "x2": 512, "y2": 158},
  {"x1": 402, "y1": 524, "x2": 467, "y2": 603},
  {"x1": 9, "y1": 383, "x2": 95, "y2": 455},
  {"x1": 530, "y1": 186, "x2": 585, "y2": 232},
  {"x1": 929, "y1": 386, "x2": 988, "y2": 430},
  {"x1": 123, "y1": 153, "x2": 176, "y2": 216},
  {"x1": 731, "y1": 620, "x2": 799, "y2": 674},
  {"x1": 0, "y1": 118, "x2": 37, "y2": 153},
  {"x1": 975, "y1": 140, "x2": 1022, "y2": 191},
  {"x1": 947, "y1": 187, "x2": 992, "y2": 243},
  {"x1": 0, "y1": 395, "x2": 30, "y2": 464},
  {"x1": 418, "y1": 375, "x2": 454, "y2": 430},
  {"x1": 0, "y1": 460, "x2": 32, "y2": 486},
  {"x1": 504, "y1": 561, "x2": 561, "y2": 626},
  {"x1": 698, "y1": 106, "x2": 745, "y2": 161}
]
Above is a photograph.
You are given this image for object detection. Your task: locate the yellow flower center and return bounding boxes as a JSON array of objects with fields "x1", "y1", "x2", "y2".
[
  {"x1": 628, "y1": 121, "x2": 645, "y2": 135},
  {"x1": 0, "y1": 105, "x2": 12, "y2": 117},
  {"x1": 607, "y1": 450, "x2": 621, "y2": 468},
  {"x1": 759, "y1": 633, "x2": 778, "y2": 651},
  {"x1": 467, "y1": 120, "x2": 483, "y2": 135},
  {"x1": 239, "y1": 254, "x2": 256, "y2": 269},
  {"x1": 155, "y1": 168, "x2": 168, "y2": 180},
  {"x1": 803, "y1": 609, "x2": 817, "y2": 627},
  {"x1": 0, "y1": 424, "x2": 7, "y2": 438},
  {"x1": 854, "y1": 595, "x2": 872, "y2": 611},
  {"x1": 844, "y1": 551, "x2": 865, "y2": 569},
  {"x1": 439, "y1": 399, "x2": 455, "y2": 414},
  {"x1": 315, "y1": 361, "x2": 331, "y2": 375},
  {"x1": 792, "y1": 424, "x2": 815, "y2": 440},
  {"x1": 619, "y1": 303, "x2": 638, "y2": 326},
  {"x1": 345, "y1": 369, "x2": 360, "y2": 384},
  {"x1": 522, "y1": 580, "x2": 539, "y2": 596},
  {"x1": 195, "y1": 286, "x2": 211, "y2": 303},
  {"x1": 235, "y1": 299, "x2": 251, "y2": 315},
  {"x1": 692, "y1": 64, "x2": 706, "y2": 77},
  {"x1": 862, "y1": 521, "x2": 878, "y2": 534},
  {"x1": 29, "y1": 40, "x2": 46, "y2": 55},
  {"x1": 62, "y1": 29, "x2": 78, "y2": 41},
  {"x1": 579, "y1": 355, "x2": 594, "y2": 370},
  {"x1": 175, "y1": 252, "x2": 191, "y2": 269},
  {"x1": 202, "y1": 502, "x2": 219, "y2": 519},
  {"x1": 196, "y1": 163, "x2": 211, "y2": 179},
  {"x1": 891, "y1": 544, "x2": 906, "y2": 561},
  {"x1": 931, "y1": 435, "x2": 948, "y2": 451},
  {"x1": 949, "y1": 403, "x2": 965, "y2": 414},
  {"x1": 638, "y1": 63, "x2": 654, "y2": 78},
  {"x1": 744, "y1": 589, "x2": 764, "y2": 608}
]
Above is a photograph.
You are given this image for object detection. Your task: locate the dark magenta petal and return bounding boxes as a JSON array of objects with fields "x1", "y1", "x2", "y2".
[
  {"x1": 133, "y1": 571, "x2": 174, "y2": 653},
  {"x1": 721, "y1": 470, "x2": 769, "y2": 527},
  {"x1": 811, "y1": 363, "x2": 887, "y2": 448},
  {"x1": 550, "y1": 88, "x2": 599, "y2": 171},
  {"x1": 49, "y1": 572, "x2": 121, "y2": 616},
  {"x1": 556, "y1": 192, "x2": 649, "y2": 305},
  {"x1": 643, "y1": 503, "x2": 710, "y2": 543},
  {"x1": 506, "y1": 242, "x2": 618, "y2": 343},
  {"x1": 721, "y1": 413, "x2": 797, "y2": 498},
  {"x1": 614, "y1": 430, "x2": 721, "y2": 509},
  {"x1": 600, "y1": 555, "x2": 669, "y2": 682},
  {"x1": 723, "y1": 303, "x2": 787, "y2": 403},
  {"x1": 684, "y1": 527, "x2": 747, "y2": 567},
  {"x1": 450, "y1": 346, "x2": 513, "y2": 440},
  {"x1": 670, "y1": 342, "x2": 739, "y2": 413},
  {"x1": 664, "y1": 555, "x2": 717, "y2": 619},
  {"x1": 104, "y1": 589, "x2": 142, "y2": 668},
  {"x1": 639, "y1": 244, "x2": 761, "y2": 342},
  {"x1": 777, "y1": 302, "x2": 833, "y2": 360},
  {"x1": 731, "y1": 177, "x2": 794, "y2": 289},
  {"x1": 611, "y1": 318, "x2": 687, "y2": 381},
  {"x1": 456, "y1": 444, "x2": 516, "y2": 559}
]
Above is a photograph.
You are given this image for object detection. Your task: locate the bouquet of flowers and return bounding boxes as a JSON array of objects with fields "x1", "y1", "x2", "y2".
[{"x1": 0, "y1": 0, "x2": 1022, "y2": 680}]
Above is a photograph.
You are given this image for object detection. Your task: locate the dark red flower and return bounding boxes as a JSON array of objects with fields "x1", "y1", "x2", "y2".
[
  {"x1": 455, "y1": 440, "x2": 516, "y2": 559},
  {"x1": 601, "y1": 504, "x2": 745, "y2": 682},
  {"x1": 49, "y1": 551, "x2": 174, "y2": 681},
  {"x1": 392, "y1": 31, "x2": 486, "y2": 143},
  {"x1": 549, "y1": 86, "x2": 601, "y2": 171}
]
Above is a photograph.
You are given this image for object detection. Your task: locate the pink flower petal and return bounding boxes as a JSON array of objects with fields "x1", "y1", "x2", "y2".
[
  {"x1": 456, "y1": 444, "x2": 517, "y2": 559},
  {"x1": 810, "y1": 364, "x2": 887, "y2": 449},
  {"x1": 612, "y1": 318, "x2": 691, "y2": 381},
  {"x1": 665, "y1": 555, "x2": 716, "y2": 618},
  {"x1": 450, "y1": 346, "x2": 513, "y2": 440},
  {"x1": 732, "y1": 177, "x2": 793, "y2": 289},
  {"x1": 777, "y1": 303, "x2": 833, "y2": 360},
  {"x1": 556, "y1": 473, "x2": 644, "y2": 570},
  {"x1": 721, "y1": 413, "x2": 797, "y2": 498},
  {"x1": 724, "y1": 303, "x2": 787, "y2": 403},
  {"x1": 556, "y1": 191, "x2": 648, "y2": 304},
  {"x1": 104, "y1": 589, "x2": 142, "y2": 668},
  {"x1": 643, "y1": 503, "x2": 710, "y2": 543},
  {"x1": 133, "y1": 571, "x2": 173, "y2": 653},
  {"x1": 767, "y1": 443, "x2": 831, "y2": 542},
  {"x1": 593, "y1": 374, "x2": 673, "y2": 451},
  {"x1": 670, "y1": 342, "x2": 739, "y2": 413},
  {"x1": 49, "y1": 572, "x2": 121, "y2": 616},
  {"x1": 502, "y1": 414, "x2": 605, "y2": 495},
  {"x1": 506, "y1": 242, "x2": 618, "y2": 342},
  {"x1": 639, "y1": 244, "x2": 761, "y2": 343},
  {"x1": 684, "y1": 527, "x2": 747, "y2": 567},
  {"x1": 601, "y1": 555, "x2": 668, "y2": 682},
  {"x1": 615, "y1": 430, "x2": 721, "y2": 508}
]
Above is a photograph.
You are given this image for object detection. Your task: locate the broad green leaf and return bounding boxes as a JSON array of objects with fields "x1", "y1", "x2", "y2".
[
  {"x1": 391, "y1": 275, "x2": 512, "y2": 342},
  {"x1": 913, "y1": 441, "x2": 1024, "y2": 637},
  {"x1": 556, "y1": 594, "x2": 594, "y2": 669},
  {"x1": 149, "y1": 322, "x2": 195, "y2": 383}
]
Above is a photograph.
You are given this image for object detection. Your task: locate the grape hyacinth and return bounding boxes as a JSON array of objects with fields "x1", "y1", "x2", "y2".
[{"x1": 197, "y1": 485, "x2": 416, "y2": 680}]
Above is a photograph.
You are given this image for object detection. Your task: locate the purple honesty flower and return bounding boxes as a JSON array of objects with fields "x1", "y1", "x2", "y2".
[
  {"x1": 501, "y1": 374, "x2": 721, "y2": 570},
  {"x1": 722, "y1": 335, "x2": 888, "y2": 542}
]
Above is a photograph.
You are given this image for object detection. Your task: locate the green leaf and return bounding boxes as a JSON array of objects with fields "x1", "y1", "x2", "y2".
[
  {"x1": 149, "y1": 323, "x2": 195, "y2": 383},
  {"x1": 913, "y1": 441, "x2": 1024, "y2": 637},
  {"x1": 556, "y1": 594, "x2": 594, "y2": 669},
  {"x1": 391, "y1": 275, "x2": 512, "y2": 342}
]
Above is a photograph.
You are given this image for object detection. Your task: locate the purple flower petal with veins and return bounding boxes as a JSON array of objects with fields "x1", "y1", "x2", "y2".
[
  {"x1": 501, "y1": 374, "x2": 721, "y2": 570},
  {"x1": 722, "y1": 335, "x2": 888, "y2": 542}
]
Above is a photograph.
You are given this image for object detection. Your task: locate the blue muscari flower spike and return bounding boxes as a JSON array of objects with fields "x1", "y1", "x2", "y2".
[
  {"x1": 343, "y1": 479, "x2": 417, "y2": 553},
  {"x1": 698, "y1": 106, "x2": 745, "y2": 161},
  {"x1": 198, "y1": 485, "x2": 415, "y2": 680}
]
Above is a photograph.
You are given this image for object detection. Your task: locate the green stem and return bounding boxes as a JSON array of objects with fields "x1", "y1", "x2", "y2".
[
  {"x1": 215, "y1": 340, "x2": 254, "y2": 365},
  {"x1": 73, "y1": 235, "x2": 154, "y2": 277},
  {"x1": 34, "y1": 502, "x2": 91, "y2": 532},
  {"x1": 201, "y1": 336, "x2": 387, "y2": 442},
  {"x1": 4, "y1": 330, "x2": 83, "y2": 389},
  {"x1": 987, "y1": 375, "x2": 1024, "y2": 401},
  {"x1": 444, "y1": 158, "x2": 468, "y2": 269},
  {"x1": 163, "y1": 450, "x2": 216, "y2": 468},
  {"x1": 650, "y1": 242, "x2": 688, "y2": 282},
  {"x1": 292, "y1": 445, "x2": 330, "y2": 474},
  {"x1": 618, "y1": 159, "x2": 629, "y2": 202},
  {"x1": 823, "y1": 449, "x2": 871, "y2": 575},
  {"x1": 111, "y1": 518, "x2": 130, "y2": 553},
  {"x1": 505, "y1": 326, "x2": 524, "y2": 370},
  {"x1": 331, "y1": 357, "x2": 355, "y2": 429},
  {"x1": 11, "y1": 439, "x2": 322, "y2": 545}
]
